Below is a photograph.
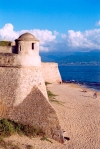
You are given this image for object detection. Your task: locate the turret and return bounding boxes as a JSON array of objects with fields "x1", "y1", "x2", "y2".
[
  {"x1": 0, "y1": 33, "x2": 41, "y2": 66},
  {"x1": 14, "y1": 33, "x2": 40, "y2": 55}
]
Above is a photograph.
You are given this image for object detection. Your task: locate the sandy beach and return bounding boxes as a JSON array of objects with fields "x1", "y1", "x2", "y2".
[{"x1": 4, "y1": 83, "x2": 100, "y2": 149}]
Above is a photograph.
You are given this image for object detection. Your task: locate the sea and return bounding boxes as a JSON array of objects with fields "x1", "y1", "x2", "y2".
[{"x1": 59, "y1": 65, "x2": 100, "y2": 92}]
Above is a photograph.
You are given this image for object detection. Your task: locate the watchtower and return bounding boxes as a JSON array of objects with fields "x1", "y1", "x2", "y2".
[{"x1": 14, "y1": 32, "x2": 39, "y2": 55}]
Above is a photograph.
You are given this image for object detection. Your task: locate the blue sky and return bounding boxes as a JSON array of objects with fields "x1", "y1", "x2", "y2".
[{"x1": 0, "y1": 0, "x2": 100, "y2": 52}]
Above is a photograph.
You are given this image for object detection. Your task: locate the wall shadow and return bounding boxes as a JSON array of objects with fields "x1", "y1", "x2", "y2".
[{"x1": 6, "y1": 86, "x2": 64, "y2": 143}]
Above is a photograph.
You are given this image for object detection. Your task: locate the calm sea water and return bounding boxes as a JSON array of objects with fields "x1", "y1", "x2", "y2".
[{"x1": 59, "y1": 65, "x2": 100, "y2": 91}]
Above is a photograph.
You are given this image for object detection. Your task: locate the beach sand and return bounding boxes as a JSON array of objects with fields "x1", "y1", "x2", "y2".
[{"x1": 4, "y1": 83, "x2": 100, "y2": 149}]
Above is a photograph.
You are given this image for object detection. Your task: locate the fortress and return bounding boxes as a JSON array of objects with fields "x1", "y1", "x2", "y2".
[{"x1": 0, "y1": 33, "x2": 64, "y2": 143}]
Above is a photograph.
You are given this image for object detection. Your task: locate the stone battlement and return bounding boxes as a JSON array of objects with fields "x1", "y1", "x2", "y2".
[{"x1": 0, "y1": 53, "x2": 41, "y2": 67}]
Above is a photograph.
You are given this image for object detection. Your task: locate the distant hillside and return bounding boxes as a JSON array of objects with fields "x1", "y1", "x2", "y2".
[{"x1": 40, "y1": 51, "x2": 100, "y2": 65}]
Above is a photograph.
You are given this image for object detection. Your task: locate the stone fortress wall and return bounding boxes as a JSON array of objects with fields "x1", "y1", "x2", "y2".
[
  {"x1": 0, "y1": 66, "x2": 47, "y2": 106},
  {"x1": 42, "y1": 62, "x2": 62, "y2": 84},
  {"x1": 0, "y1": 46, "x2": 12, "y2": 53},
  {"x1": 0, "y1": 53, "x2": 41, "y2": 67},
  {"x1": 0, "y1": 33, "x2": 64, "y2": 143},
  {"x1": 0, "y1": 65, "x2": 64, "y2": 142},
  {"x1": 0, "y1": 46, "x2": 62, "y2": 84}
]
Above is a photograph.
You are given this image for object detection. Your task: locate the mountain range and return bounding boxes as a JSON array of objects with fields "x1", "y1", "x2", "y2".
[{"x1": 40, "y1": 50, "x2": 100, "y2": 66}]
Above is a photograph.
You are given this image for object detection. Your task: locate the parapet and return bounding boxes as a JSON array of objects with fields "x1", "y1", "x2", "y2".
[
  {"x1": 0, "y1": 46, "x2": 12, "y2": 53},
  {"x1": 0, "y1": 53, "x2": 41, "y2": 67}
]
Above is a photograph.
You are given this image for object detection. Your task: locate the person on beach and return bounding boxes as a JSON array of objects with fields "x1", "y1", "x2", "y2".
[{"x1": 93, "y1": 92, "x2": 97, "y2": 98}]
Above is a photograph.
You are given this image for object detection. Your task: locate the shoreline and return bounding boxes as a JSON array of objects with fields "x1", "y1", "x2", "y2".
[
  {"x1": 62, "y1": 80, "x2": 100, "y2": 92},
  {"x1": 62, "y1": 82, "x2": 100, "y2": 95}
]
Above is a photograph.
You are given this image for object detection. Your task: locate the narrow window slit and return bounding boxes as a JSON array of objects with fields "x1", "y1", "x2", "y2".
[
  {"x1": 20, "y1": 45, "x2": 21, "y2": 51},
  {"x1": 32, "y1": 43, "x2": 34, "y2": 50}
]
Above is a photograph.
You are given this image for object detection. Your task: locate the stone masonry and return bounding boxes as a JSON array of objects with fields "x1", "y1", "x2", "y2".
[
  {"x1": 42, "y1": 62, "x2": 62, "y2": 84},
  {"x1": 0, "y1": 33, "x2": 64, "y2": 143}
]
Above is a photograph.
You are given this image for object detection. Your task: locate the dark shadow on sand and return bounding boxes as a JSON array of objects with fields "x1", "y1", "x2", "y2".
[{"x1": 64, "y1": 137, "x2": 70, "y2": 141}]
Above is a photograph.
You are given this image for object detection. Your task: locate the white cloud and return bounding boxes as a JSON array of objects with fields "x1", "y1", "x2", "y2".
[
  {"x1": 61, "y1": 28, "x2": 100, "y2": 50},
  {"x1": 0, "y1": 24, "x2": 19, "y2": 40},
  {"x1": 30, "y1": 29, "x2": 56, "y2": 45},
  {"x1": 53, "y1": 31, "x2": 59, "y2": 36},
  {"x1": 96, "y1": 20, "x2": 100, "y2": 26},
  {"x1": 0, "y1": 23, "x2": 100, "y2": 52}
]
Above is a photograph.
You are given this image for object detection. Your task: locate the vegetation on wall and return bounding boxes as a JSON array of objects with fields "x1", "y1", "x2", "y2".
[
  {"x1": 0, "y1": 119, "x2": 45, "y2": 138},
  {"x1": 0, "y1": 117, "x2": 58, "y2": 148},
  {"x1": 0, "y1": 41, "x2": 11, "y2": 46},
  {"x1": 0, "y1": 119, "x2": 53, "y2": 148}
]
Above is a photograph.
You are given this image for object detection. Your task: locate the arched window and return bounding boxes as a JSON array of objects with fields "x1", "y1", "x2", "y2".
[{"x1": 32, "y1": 43, "x2": 34, "y2": 50}]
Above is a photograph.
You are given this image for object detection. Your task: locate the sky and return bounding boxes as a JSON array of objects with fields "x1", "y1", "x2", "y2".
[{"x1": 0, "y1": 0, "x2": 100, "y2": 52}]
